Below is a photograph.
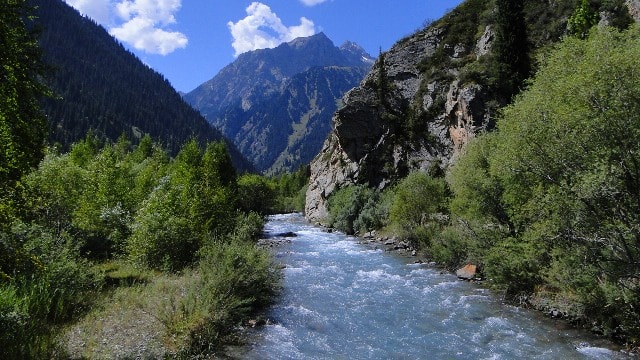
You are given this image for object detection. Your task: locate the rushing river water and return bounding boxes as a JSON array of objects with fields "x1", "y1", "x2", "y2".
[{"x1": 232, "y1": 213, "x2": 631, "y2": 359}]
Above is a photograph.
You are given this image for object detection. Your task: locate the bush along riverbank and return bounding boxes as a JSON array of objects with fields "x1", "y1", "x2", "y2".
[
  {"x1": 321, "y1": 26, "x2": 640, "y2": 352},
  {"x1": 1, "y1": 135, "x2": 282, "y2": 359}
]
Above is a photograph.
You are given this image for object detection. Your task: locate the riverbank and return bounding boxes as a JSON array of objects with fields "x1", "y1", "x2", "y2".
[
  {"x1": 61, "y1": 237, "x2": 281, "y2": 358},
  {"x1": 239, "y1": 213, "x2": 633, "y2": 358},
  {"x1": 311, "y1": 221, "x2": 637, "y2": 356}
]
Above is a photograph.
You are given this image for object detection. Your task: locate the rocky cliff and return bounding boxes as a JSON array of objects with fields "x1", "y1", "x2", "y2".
[{"x1": 305, "y1": 0, "x2": 636, "y2": 223}]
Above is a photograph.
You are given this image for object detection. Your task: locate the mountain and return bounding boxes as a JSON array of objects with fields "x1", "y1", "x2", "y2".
[
  {"x1": 185, "y1": 32, "x2": 374, "y2": 174},
  {"x1": 31, "y1": 0, "x2": 252, "y2": 170},
  {"x1": 305, "y1": 0, "x2": 637, "y2": 222}
]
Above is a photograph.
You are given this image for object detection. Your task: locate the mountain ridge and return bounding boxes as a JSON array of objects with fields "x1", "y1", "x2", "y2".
[{"x1": 185, "y1": 32, "x2": 374, "y2": 174}]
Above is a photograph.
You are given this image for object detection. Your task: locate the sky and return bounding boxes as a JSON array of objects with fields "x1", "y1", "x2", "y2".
[{"x1": 64, "y1": 0, "x2": 465, "y2": 93}]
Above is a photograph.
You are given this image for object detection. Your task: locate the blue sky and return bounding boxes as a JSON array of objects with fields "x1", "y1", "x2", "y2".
[{"x1": 64, "y1": 0, "x2": 464, "y2": 93}]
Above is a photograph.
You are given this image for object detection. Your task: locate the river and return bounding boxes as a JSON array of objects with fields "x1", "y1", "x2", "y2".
[{"x1": 230, "y1": 213, "x2": 631, "y2": 359}]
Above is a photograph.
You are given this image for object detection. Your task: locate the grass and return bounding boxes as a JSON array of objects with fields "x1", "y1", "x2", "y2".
[
  {"x1": 63, "y1": 262, "x2": 188, "y2": 359},
  {"x1": 62, "y1": 242, "x2": 281, "y2": 359}
]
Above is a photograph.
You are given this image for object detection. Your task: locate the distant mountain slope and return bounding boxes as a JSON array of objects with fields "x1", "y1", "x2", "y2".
[
  {"x1": 185, "y1": 33, "x2": 373, "y2": 174},
  {"x1": 31, "y1": 0, "x2": 252, "y2": 170}
]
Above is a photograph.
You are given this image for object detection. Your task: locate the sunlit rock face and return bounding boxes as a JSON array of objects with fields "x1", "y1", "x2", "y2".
[{"x1": 305, "y1": 25, "x2": 494, "y2": 224}]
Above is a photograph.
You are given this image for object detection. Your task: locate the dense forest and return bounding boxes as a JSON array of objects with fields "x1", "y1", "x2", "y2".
[
  {"x1": 29, "y1": 0, "x2": 252, "y2": 171},
  {"x1": 324, "y1": 19, "x2": 640, "y2": 349},
  {"x1": 0, "y1": 2, "x2": 309, "y2": 358}
]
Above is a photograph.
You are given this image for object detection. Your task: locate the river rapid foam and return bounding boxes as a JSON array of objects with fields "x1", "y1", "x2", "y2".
[{"x1": 232, "y1": 213, "x2": 631, "y2": 359}]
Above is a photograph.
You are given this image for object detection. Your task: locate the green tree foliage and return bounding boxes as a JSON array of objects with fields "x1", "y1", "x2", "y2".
[
  {"x1": 353, "y1": 187, "x2": 395, "y2": 235},
  {"x1": 327, "y1": 185, "x2": 376, "y2": 235},
  {"x1": 568, "y1": 0, "x2": 600, "y2": 38},
  {"x1": 30, "y1": 0, "x2": 248, "y2": 166},
  {"x1": 176, "y1": 237, "x2": 281, "y2": 354},
  {"x1": 0, "y1": 222, "x2": 102, "y2": 359},
  {"x1": 271, "y1": 165, "x2": 310, "y2": 213},
  {"x1": 127, "y1": 139, "x2": 240, "y2": 271},
  {"x1": 23, "y1": 152, "x2": 88, "y2": 235},
  {"x1": 2, "y1": 134, "x2": 281, "y2": 357},
  {"x1": 237, "y1": 174, "x2": 276, "y2": 215},
  {"x1": 0, "y1": 0, "x2": 50, "y2": 224},
  {"x1": 389, "y1": 172, "x2": 449, "y2": 247},
  {"x1": 449, "y1": 26, "x2": 640, "y2": 342},
  {"x1": 195, "y1": 141, "x2": 238, "y2": 236}
]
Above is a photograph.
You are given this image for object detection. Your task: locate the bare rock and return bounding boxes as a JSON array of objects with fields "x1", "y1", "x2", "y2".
[{"x1": 456, "y1": 264, "x2": 477, "y2": 280}]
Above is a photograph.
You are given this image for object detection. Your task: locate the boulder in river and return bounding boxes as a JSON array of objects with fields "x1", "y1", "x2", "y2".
[
  {"x1": 456, "y1": 264, "x2": 477, "y2": 280},
  {"x1": 276, "y1": 231, "x2": 297, "y2": 238}
]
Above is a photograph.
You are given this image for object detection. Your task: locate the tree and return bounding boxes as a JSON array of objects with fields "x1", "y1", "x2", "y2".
[
  {"x1": 390, "y1": 172, "x2": 449, "y2": 241},
  {"x1": 455, "y1": 26, "x2": 640, "y2": 339},
  {"x1": 0, "y1": 0, "x2": 50, "y2": 223},
  {"x1": 237, "y1": 174, "x2": 275, "y2": 215},
  {"x1": 193, "y1": 141, "x2": 238, "y2": 235},
  {"x1": 568, "y1": 0, "x2": 599, "y2": 39},
  {"x1": 492, "y1": 0, "x2": 530, "y2": 101}
]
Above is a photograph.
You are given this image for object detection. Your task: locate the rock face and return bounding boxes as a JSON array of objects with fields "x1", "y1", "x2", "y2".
[
  {"x1": 626, "y1": 0, "x2": 640, "y2": 22},
  {"x1": 305, "y1": 25, "x2": 493, "y2": 224},
  {"x1": 305, "y1": 0, "x2": 639, "y2": 224},
  {"x1": 185, "y1": 33, "x2": 373, "y2": 174}
]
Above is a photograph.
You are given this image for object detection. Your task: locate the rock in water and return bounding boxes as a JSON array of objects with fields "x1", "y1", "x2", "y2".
[{"x1": 456, "y1": 264, "x2": 477, "y2": 280}]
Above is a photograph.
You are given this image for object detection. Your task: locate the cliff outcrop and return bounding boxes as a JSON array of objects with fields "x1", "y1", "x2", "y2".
[
  {"x1": 305, "y1": 0, "x2": 636, "y2": 224},
  {"x1": 306, "y1": 19, "x2": 494, "y2": 223}
]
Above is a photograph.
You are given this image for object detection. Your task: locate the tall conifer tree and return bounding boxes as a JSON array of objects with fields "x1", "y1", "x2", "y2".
[{"x1": 493, "y1": 0, "x2": 530, "y2": 101}]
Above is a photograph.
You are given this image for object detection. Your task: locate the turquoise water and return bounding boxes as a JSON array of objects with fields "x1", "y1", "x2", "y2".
[{"x1": 237, "y1": 213, "x2": 629, "y2": 359}]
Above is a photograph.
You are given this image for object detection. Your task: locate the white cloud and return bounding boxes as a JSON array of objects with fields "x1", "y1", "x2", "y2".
[
  {"x1": 228, "y1": 2, "x2": 316, "y2": 57},
  {"x1": 299, "y1": 0, "x2": 330, "y2": 6},
  {"x1": 110, "y1": 17, "x2": 188, "y2": 55},
  {"x1": 65, "y1": 0, "x2": 113, "y2": 24},
  {"x1": 64, "y1": 0, "x2": 188, "y2": 55}
]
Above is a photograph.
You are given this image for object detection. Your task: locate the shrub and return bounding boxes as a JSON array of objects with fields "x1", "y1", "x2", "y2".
[
  {"x1": 231, "y1": 212, "x2": 266, "y2": 243},
  {"x1": 127, "y1": 178, "x2": 198, "y2": 271},
  {"x1": 175, "y1": 240, "x2": 281, "y2": 354},
  {"x1": 327, "y1": 185, "x2": 375, "y2": 234},
  {"x1": 237, "y1": 174, "x2": 275, "y2": 215},
  {"x1": 389, "y1": 172, "x2": 449, "y2": 246},
  {"x1": 271, "y1": 166, "x2": 309, "y2": 214},
  {"x1": 353, "y1": 186, "x2": 395, "y2": 235},
  {"x1": 0, "y1": 223, "x2": 100, "y2": 359}
]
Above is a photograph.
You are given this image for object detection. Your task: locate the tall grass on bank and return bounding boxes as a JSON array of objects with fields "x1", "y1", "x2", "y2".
[{"x1": 170, "y1": 238, "x2": 281, "y2": 356}]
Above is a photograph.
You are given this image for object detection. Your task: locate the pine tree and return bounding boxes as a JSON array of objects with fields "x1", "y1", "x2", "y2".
[{"x1": 493, "y1": 0, "x2": 530, "y2": 101}]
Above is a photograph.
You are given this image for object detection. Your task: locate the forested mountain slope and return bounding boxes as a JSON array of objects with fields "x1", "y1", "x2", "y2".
[{"x1": 31, "y1": 0, "x2": 252, "y2": 170}]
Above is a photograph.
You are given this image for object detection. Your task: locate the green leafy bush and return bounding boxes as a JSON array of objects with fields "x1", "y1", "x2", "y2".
[
  {"x1": 448, "y1": 25, "x2": 640, "y2": 343},
  {"x1": 389, "y1": 172, "x2": 449, "y2": 246},
  {"x1": 175, "y1": 240, "x2": 281, "y2": 354},
  {"x1": 237, "y1": 174, "x2": 276, "y2": 215},
  {"x1": 127, "y1": 177, "x2": 198, "y2": 272},
  {"x1": 353, "y1": 187, "x2": 395, "y2": 235},
  {"x1": 271, "y1": 165, "x2": 309, "y2": 214},
  {"x1": 0, "y1": 223, "x2": 101, "y2": 359},
  {"x1": 327, "y1": 185, "x2": 376, "y2": 234}
]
